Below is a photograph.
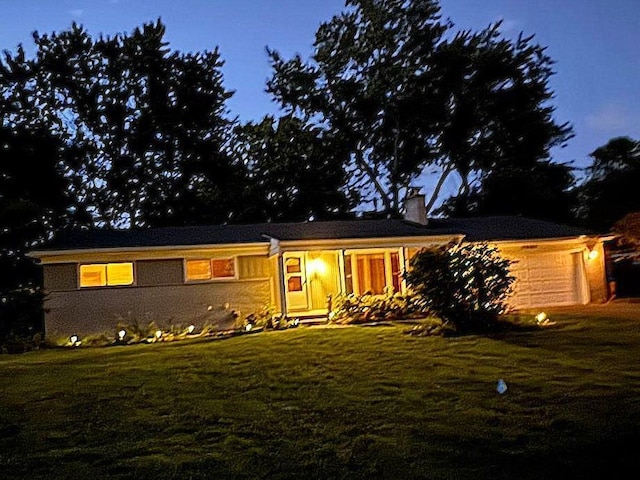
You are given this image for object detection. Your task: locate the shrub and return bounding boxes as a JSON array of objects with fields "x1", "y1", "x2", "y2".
[
  {"x1": 330, "y1": 288, "x2": 430, "y2": 324},
  {"x1": 244, "y1": 304, "x2": 299, "y2": 331},
  {"x1": 404, "y1": 242, "x2": 515, "y2": 333}
]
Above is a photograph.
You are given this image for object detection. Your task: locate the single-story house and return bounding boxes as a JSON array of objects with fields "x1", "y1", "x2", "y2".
[{"x1": 29, "y1": 193, "x2": 611, "y2": 340}]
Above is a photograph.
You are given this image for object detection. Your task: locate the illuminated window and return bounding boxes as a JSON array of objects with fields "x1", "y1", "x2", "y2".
[
  {"x1": 185, "y1": 258, "x2": 236, "y2": 281},
  {"x1": 344, "y1": 251, "x2": 402, "y2": 295},
  {"x1": 79, "y1": 263, "x2": 134, "y2": 288}
]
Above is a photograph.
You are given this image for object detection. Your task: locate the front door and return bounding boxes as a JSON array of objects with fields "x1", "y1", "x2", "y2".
[{"x1": 284, "y1": 253, "x2": 309, "y2": 311}]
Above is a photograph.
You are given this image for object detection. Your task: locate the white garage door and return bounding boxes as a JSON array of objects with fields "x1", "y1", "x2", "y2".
[{"x1": 508, "y1": 251, "x2": 587, "y2": 309}]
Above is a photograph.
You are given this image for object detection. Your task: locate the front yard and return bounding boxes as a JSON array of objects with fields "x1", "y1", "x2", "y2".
[{"x1": 1, "y1": 306, "x2": 640, "y2": 479}]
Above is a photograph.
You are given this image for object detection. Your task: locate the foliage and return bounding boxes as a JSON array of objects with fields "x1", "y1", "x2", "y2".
[
  {"x1": 30, "y1": 20, "x2": 243, "y2": 228},
  {"x1": 267, "y1": 0, "x2": 572, "y2": 216},
  {"x1": 0, "y1": 53, "x2": 85, "y2": 338},
  {"x1": 437, "y1": 160, "x2": 577, "y2": 223},
  {"x1": 577, "y1": 136, "x2": 640, "y2": 230},
  {"x1": 613, "y1": 212, "x2": 640, "y2": 247},
  {"x1": 235, "y1": 115, "x2": 357, "y2": 222},
  {"x1": 243, "y1": 304, "x2": 300, "y2": 331},
  {"x1": 404, "y1": 242, "x2": 515, "y2": 332},
  {"x1": 330, "y1": 288, "x2": 430, "y2": 324}
]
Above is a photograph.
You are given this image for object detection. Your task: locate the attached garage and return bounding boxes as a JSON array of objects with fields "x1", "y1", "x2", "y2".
[{"x1": 506, "y1": 249, "x2": 589, "y2": 309}]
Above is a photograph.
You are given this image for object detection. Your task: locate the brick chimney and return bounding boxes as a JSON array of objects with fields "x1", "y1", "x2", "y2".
[{"x1": 404, "y1": 187, "x2": 428, "y2": 225}]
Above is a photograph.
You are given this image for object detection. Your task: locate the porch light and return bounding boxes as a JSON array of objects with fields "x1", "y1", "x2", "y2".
[
  {"x1": 588, "y1": 249, "x2": 599, "y2": 260},
  {"x1": 187, "y1": 324, "x2": 195, "y2": 334},
  {"x1": 118, "y1": 329, "x2": 126, "y2": 341},
  {"x1": 307, "y1": 258, "x2": 327, "y2": 276}
]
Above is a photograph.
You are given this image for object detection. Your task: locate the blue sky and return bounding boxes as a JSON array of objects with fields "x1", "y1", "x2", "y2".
[{"x1": 1, "y1": 0, "x2": 638, "y2": 193}]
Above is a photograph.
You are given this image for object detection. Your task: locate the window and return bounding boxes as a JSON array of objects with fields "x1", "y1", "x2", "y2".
[
  {"x1": 185, "y1": 258, "x2": 236, "y2": 281},
  {"x1": 344, "y1": 251, "x2": 402, "y2": 295},
  {"x1": 79, "y1": 263, "x2": 134, "y2": 288}
]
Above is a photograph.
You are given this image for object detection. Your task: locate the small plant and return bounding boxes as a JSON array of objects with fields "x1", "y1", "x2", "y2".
[
  {"x1": 404, "y1": 242, "x2": 515, "y2": 333},
  {"x1": 330, "y1": 288, "x2": 430, "y2": 324},
  {"x1": 243, "y1": 304, "x2": 299, "y2": 331}
]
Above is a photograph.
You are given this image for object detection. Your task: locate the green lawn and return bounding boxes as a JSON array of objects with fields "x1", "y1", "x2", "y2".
[{"x1": 1, "y1": 312, "x2": 640, "y2": 479}]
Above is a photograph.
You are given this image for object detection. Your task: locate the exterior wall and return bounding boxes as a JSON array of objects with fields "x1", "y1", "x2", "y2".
[
  {"x1": 498, "y1": 240, "x2": 609, "y2": 309},
  {"x1": 137, "y1": 259, "x2": 183, "y2": 286},
  {"x1": 584, "y1": 242, "x2": 608, "y2": 303},
  {"x1": 43, "y1": 263, "x2": 77, "y2": 291},
  {"x1": 42, "y1": 255, "x2": 276, "y2": 340},
  {"x1": 44, "y1": 280, "x2": 272, "y2": 339}
]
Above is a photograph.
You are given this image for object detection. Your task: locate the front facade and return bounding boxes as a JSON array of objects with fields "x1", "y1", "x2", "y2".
[{"x1": 30, "y1": 215, "x2": 610, "y2": 340}]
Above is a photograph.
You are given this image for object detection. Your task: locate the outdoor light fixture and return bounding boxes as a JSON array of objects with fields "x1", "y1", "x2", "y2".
[
  {"x1": 118, "y1": 329, "x2": 126, "y2": 341},
  {"x1": 588, "y1": 249, "x2": 599, "y2": 260},
  {"x1": 187, "y1": 324, "x2": 195, "y2": 334},
  {"x1": 155, "y1": 330, "x2": 162, "y2": 339},
  {"x1": 535, "y1": 312, "x2": 547, "y2": 323},
  {"x1": 245, "y1": 323, "x2": 253, "y2": 332},
  {"x1": 307, "y1": 258, "x2": 327, "y2": 276},
  {"x1": 69, "y1": 335, "x2": 78, "y2": 344}
]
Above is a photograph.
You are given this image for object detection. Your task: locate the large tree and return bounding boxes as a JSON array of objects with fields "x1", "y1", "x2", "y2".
[
  {"x1": 29, "y1": 20, "x2": 242, "y2": 228},
  {"x1": 438, "y1": 160, "x2": 577, "y2": 223},
  {"x1": 235, "y1": 115, "x2": 357, "y2": 222},
  {"x1": 266, "y1": 0, "x2": 573, "y2": 216},
  {"x1": 0, "y1": 47, "x2": 84, "y2": 337},
  {"x1": 577, "y1": 136, "x2": 640, "y2": 230}
]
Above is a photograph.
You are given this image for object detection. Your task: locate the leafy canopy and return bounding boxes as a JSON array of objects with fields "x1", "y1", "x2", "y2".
[{"x1": 267, "y1": 0, "x2": 573, "y2": 216}]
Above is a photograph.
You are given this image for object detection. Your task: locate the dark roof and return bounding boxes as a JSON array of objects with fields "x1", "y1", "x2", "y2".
[
  {"x1": 36, "y1": 216, "x2": 593, "y2": 252},
  {"x1": 427, "y1": 216, "x2": 591, "y2": 242}
]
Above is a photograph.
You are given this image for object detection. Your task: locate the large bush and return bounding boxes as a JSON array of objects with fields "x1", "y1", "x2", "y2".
[{"x1": 404, "y1": 243, "x2": 515, "y2": 332}]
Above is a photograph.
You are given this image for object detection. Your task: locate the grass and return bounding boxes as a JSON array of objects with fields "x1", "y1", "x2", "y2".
[{"x1": 1, "y1": 312, "x2": 640, "y2": 479}]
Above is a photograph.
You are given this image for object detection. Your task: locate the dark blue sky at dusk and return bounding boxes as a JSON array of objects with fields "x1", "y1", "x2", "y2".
[{"x1": 1, "y1": 0, "x2": 638, "y2": 198}]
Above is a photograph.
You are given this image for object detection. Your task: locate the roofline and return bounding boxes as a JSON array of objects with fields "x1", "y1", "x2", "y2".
[
  {"x1": 29, "y1": 232, "x2": 604, "y2": 262},
  {"x1": 489, "y1": 235, "x2": 611, "y2": 247},
  {"x1": 276, "y1": 234, "x2": 464, "y2": 250},
  {"x1": 28, "y1": 242, "x2": 271, "y2": 262}
]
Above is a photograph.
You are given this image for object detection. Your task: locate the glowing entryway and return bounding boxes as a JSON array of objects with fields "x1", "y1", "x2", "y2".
[{"x1": 283, "y1": 253, "x2": 309, "y2": 311}]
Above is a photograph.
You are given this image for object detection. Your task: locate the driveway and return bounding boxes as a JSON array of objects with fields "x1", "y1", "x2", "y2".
[{"x1": 522, "y1": 298, "x2": 640, "y2": 321}]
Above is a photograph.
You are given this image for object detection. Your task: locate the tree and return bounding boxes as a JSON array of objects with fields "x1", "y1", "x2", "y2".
[
  {"x1": 29, "y1": 20, "x2": 241, "y2": 228},
  {"x1": 577, "y1": 136, "x2": 640, "y2": 230},
  {"x1": 266, "y1": 0, "x2": 572, "y2": 217},
  {"x1": 438, "y1": 160, "x2": 577, "y2": 223},
  {"x1": 0, "y1": 49, "x2": 84, "y2": 338},
  {"x1": 235, "y1": 115, "x2": 357, "y2": 222}
]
